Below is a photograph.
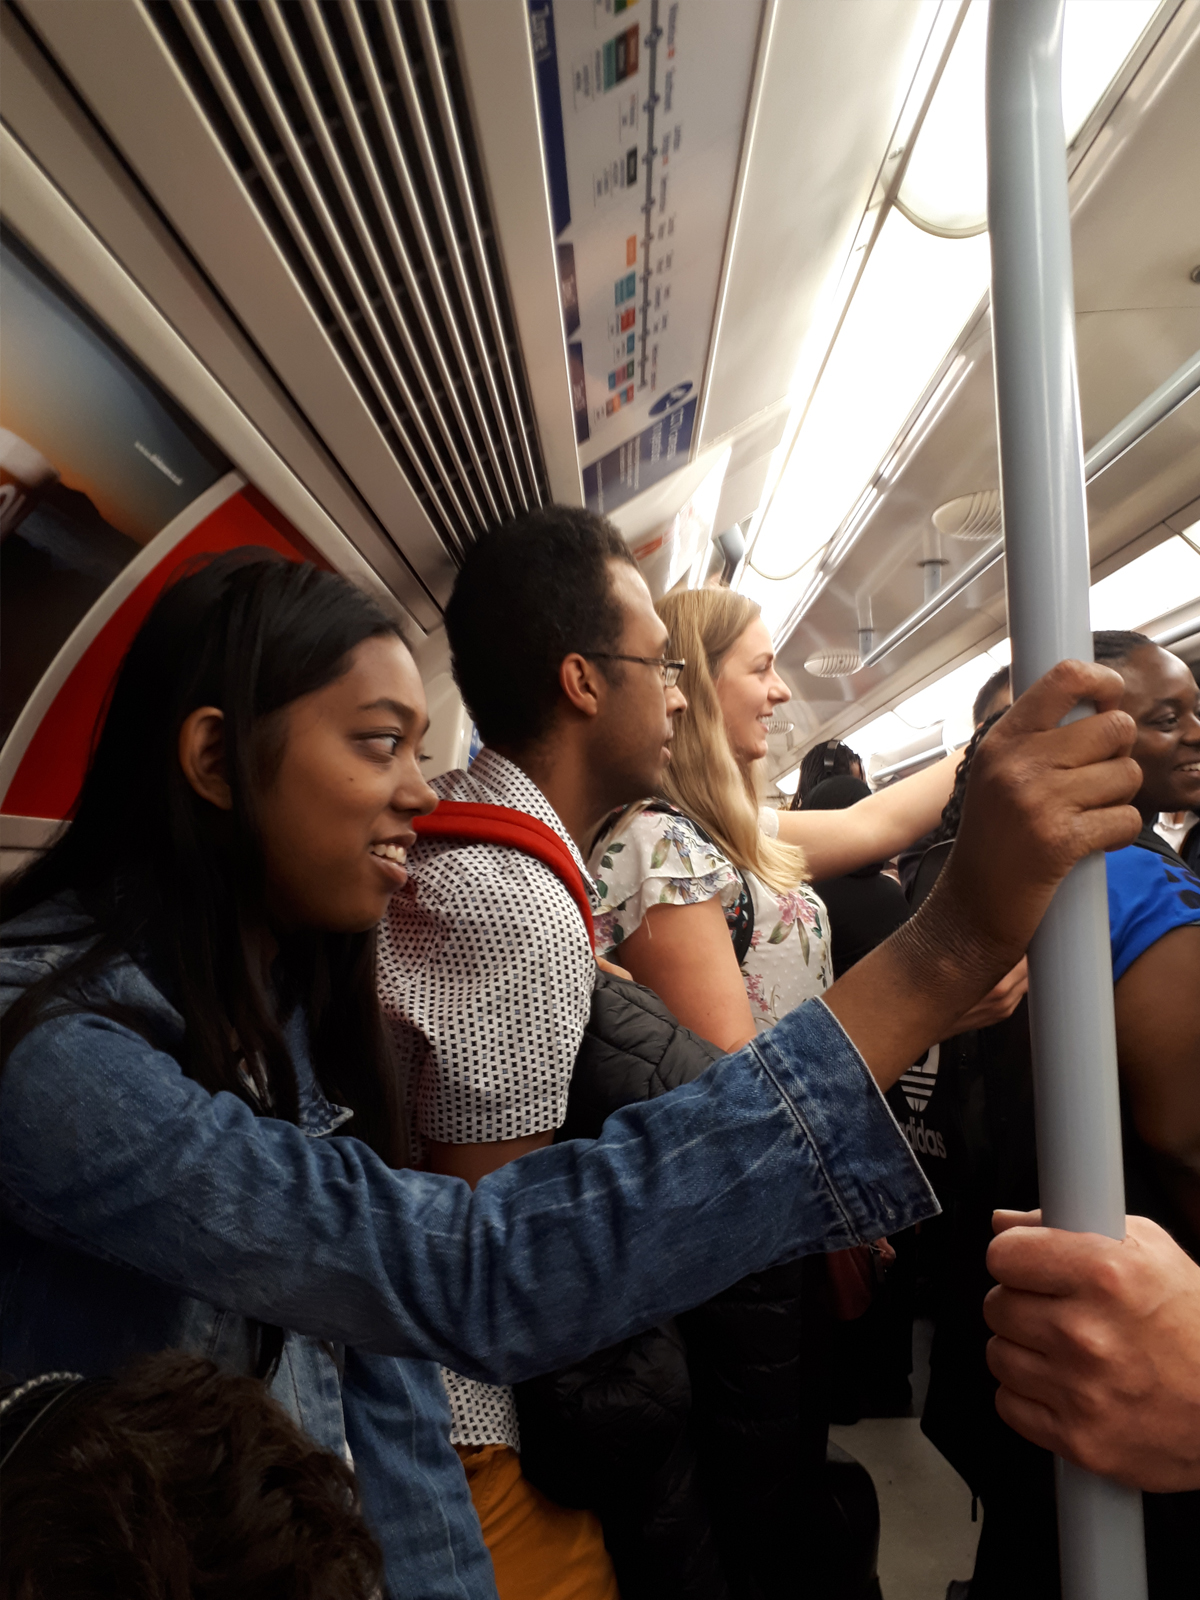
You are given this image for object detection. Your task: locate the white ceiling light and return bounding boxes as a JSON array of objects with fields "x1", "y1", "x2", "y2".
[
  {"x1": 1089, "y1": 536, "x2": 1200, "y2": 632},
  {"x1": 895, "y1": 0, "x2": 990, "y2": 237},
  {"x1": 742, "y1": 0, "x2": 1163, "y2": 645},
  {"x1": 897, "y1": 0, "x2": 1159, "y2": 238},
  {"x1": 742, "y1": 208, "x2": 992, "y2": 628}
]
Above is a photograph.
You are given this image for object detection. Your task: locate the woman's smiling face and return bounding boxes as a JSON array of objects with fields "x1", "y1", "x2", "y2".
[
  {"x1": 715, "y1": 618, "x2": 792, "y2": 766},
  {"x1": 1116, "y1": 645, "x2": 1200, "y2": 819},
  {"x1": 256, "y1": 634, "x2": 438, "y2": 932}
]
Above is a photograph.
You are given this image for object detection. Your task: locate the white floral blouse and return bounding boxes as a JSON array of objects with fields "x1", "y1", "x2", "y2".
[{"x1": 589, "y1": 804, "x2": 833, "y2": 1032}]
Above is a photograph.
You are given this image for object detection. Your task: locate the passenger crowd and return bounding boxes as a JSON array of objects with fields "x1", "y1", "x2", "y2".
[{"x1": 1, "y1": 507, "x2": 1197, "y2": 1600}]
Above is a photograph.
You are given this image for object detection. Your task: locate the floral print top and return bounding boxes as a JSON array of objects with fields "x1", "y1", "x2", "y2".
[{"x1": 589, "y1": 805, "x2": 833, "y2": 1033}]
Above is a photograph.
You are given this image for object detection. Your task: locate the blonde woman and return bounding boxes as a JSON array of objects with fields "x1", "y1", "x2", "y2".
[{"x1": 590, "y1": 587, "x2": 1025, "y2": 1048}]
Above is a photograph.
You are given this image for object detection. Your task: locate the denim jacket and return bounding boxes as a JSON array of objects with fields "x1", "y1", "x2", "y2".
[{"x1": 1, "y1": 897, "x2": 936, "y2": 1598}]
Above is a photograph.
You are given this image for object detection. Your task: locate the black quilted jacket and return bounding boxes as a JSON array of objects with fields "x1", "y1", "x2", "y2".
[{"x1": 515, "y1": 974, "x2": 867, "y2": 1600}]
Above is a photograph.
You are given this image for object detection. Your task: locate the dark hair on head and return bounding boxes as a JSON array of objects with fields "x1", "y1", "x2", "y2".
[
  {"x1": 444, "y1": 506, "x2": 636, "y2": 749},
  {"x1": 0, "y1": 1350, "x2": 383, "y2": 1599},
  {"x1": 931, "y1": 708, "x2": 1009, "y2": 845},
  {"x1": 792, "y1": 740, "x2": 863, "y2": 809},
  {"x1": 1092, "y1": 629, "x2": 1154, "y2": 665},
  {"x1": 1, "y1": 549, "x2": 409, "y2": 1170},
  {"x1": 804, "y1": 775, "x2": 872, "y2": 812},
  {"x1": 972, "y1": 663, "x2": 1011, "y2": 728}
]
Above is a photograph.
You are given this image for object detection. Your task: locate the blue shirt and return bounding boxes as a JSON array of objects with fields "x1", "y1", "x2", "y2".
[
  {"x1": 0, "y1": 894, "x2": 936, "y2": 1599},
  {"x1": 1106, "y1": 834, "x2": 1200, "y2": 982}
]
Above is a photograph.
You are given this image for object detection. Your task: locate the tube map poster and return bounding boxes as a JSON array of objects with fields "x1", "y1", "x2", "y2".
[{"x1": 528, "y1": 0, "x2": 761, "y2": 513}]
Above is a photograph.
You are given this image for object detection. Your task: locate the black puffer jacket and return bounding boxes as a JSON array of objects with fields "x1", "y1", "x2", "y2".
[{"x1": 516, "y1": 974, "x2": 875, "y2": 1600}]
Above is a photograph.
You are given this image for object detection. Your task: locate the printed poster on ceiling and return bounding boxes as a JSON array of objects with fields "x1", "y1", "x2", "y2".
[{"x1": 527, "y1": 0, "x2": 761, "y2": 514}]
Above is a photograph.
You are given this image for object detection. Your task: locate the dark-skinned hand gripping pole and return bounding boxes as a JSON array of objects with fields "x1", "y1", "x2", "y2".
[{"x1": 986, "y1": 5, "x2": 1148, "y2": 1599}]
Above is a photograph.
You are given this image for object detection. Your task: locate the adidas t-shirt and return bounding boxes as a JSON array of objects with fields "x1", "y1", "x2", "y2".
[{"x1": 1106, "y1": 830, "x2": 1200, "y2": 982}]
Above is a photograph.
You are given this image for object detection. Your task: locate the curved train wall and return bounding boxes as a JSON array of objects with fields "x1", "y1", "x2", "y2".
[{"x1": 0, "y1": 230, "x2": 321, "y2": 825}]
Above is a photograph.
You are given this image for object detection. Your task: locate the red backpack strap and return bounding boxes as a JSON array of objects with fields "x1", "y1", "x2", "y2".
[{"x1": 412, "y1": 801, "x2": 595, "y2": 950}]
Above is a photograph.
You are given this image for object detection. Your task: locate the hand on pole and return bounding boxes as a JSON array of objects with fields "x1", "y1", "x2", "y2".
[
  {"x1": 932, "y1": 658, "x2": 1141, "y2": 975},
  {"x1": 984, "y1": 1211, "x2": 1200, "y2": 1493}
]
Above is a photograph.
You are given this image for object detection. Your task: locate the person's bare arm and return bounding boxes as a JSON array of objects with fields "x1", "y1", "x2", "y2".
[
  {"x1": 616, "y1": 894, "x2": 757, "y2": 1053},
  {"x1": 775, "y1": 748, "x2": 961, "y2": 878},
  {"x1": 425, "y1": 1131, "x2": 553, "y2": 1190},
  {"x1": 983, "y1": 1211, "x2": 1200, "y2": 1492},
  {"x1": 1113, "y1": 925, "x2": 1200, "y2": 1235},
  {"x1": 822, "y1": 660, "x2": 1140, "y2": 1091}
]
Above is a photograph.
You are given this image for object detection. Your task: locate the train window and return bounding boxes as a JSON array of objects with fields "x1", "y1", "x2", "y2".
[{"x1": 0, "y1": 231, "x2": 229, "y2": 748}]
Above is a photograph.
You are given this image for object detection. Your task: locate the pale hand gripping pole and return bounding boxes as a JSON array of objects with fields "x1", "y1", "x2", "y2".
[{"x1": 985, "y1": 5, "x2": 1148, "y2": 1598}]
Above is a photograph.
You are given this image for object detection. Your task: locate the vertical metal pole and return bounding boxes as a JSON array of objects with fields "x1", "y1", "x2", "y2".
[{"x1": 985, "y1": 5, "x2": 1148, "y2": 1599}]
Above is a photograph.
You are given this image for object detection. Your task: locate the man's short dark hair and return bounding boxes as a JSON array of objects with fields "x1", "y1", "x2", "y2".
[
  {"x1": 445, "y1": 506, "x2": 637, "y2": 749},
  {"x1": 972, "y1": 664, "x2": 1011, "y2": 728}
]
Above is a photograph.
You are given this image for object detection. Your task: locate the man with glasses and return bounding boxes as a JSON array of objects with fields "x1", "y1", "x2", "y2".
[{"x1": 376, "y1": 506, "x2": 686, "y2": 1597}]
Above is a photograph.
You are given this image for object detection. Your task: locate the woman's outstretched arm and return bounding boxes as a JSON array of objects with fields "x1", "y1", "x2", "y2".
[{"x1": 775, "y1": 747, "x2": 960, "y2": 878}]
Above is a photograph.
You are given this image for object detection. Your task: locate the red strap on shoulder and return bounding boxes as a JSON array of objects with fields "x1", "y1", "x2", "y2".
[{"x1": 412, "y1": 801, "x2": 595, "y2": 949}]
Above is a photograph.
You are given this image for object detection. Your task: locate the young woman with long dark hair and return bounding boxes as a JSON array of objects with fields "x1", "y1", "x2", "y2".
[{"x1": 0, "y1": 549, "x2": 1140, "y2": 1596}]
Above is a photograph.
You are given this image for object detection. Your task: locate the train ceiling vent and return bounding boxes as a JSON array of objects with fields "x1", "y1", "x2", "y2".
[
  {"x1": 150, "y1": 0, "x2": 545, "y2": 558},
  {"x1": 803, "y1": 649, "x2": 863, "y2": 680},
  {"x1": 931, "y1": 489, "x2": 1003, "y2": 541}
]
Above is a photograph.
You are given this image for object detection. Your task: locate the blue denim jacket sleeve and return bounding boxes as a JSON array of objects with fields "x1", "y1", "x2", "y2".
[
  {"x1": 0, "y1": 997, "x2": 936, "y2": 1381},
  {"x1": 341, "y1": 1351, "x2": 494, "y2": 1600}
]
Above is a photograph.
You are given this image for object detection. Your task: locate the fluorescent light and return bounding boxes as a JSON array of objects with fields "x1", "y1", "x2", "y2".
[
  {"x1": 840, "y1": 710, "x2": 913, "y2": 767},
  {"x1": 1089, "y1": 536, "x2": 1200, "y2": 633},
  {"x1": 898, "y1": 0, "x2": 1158, "y2": 236},
  {"x1": 743, "y1": 0, "x2": 1162, "y2": 642},
  {"x1": 774, "y1": 768, "x2": 801, "y2": 795},
  {"x1": 892, "y1": 642, "x2": 1011, "y2": 734},
  {"x1": 743, "y1": 208, "x2": 991, "y2": 630},
  {"x1": 897, "y1": 0, "x2": 990, "y2": 235},
  {"x1": 1060, "y1": 1, "x2": 1160, "y2": 143}
]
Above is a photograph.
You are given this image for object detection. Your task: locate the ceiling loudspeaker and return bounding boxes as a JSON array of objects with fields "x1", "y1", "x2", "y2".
[
  {"x1": 804, "y1": 648, "x2": 863, "y2": 678},
  {"x1": 932, "y1": 489, "x2": 1003, "y2": 540}
]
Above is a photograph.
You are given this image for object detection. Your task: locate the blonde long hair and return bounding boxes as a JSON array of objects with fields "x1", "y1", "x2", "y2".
[{"x1": 618, "y1": 588, "x2": 808, "y2": 893}]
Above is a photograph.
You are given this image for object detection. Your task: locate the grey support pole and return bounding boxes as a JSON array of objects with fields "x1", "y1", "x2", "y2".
[{"x1": 985, "y1": 6, "x2": 1148, "y2": 1600}]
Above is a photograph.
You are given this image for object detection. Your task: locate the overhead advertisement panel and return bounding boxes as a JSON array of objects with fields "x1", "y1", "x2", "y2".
[{"x1": 528, "y1": 0, "x2": 761, "y2": 515}]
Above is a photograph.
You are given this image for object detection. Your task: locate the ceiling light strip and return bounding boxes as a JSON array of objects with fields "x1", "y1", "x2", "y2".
[
  {"x1": 169, "y1": 0, "x2": 471, "y2": 553},
  {"x1": 255, "y1": 0, "x2": 500, "y2": 529},
  {"x1": 743, "y1": 0, "x2": 972, "y2": 579}
]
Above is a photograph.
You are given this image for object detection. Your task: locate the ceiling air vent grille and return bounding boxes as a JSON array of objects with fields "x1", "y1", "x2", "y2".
[
  {"x1": 932, "y1": 489, "x2": 1003, "y2": 541},
  {"x1": 151, "y1": 0, "x2": 545, "y2": 558}
]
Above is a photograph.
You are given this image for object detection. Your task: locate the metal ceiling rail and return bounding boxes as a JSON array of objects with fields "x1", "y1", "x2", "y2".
[
  {"x1": 859, "y1": 342, "x2": 1200, "y2": 670},
  {"x1": 1083, "y1": 345, "x2": 1200, "y2": 481},
  {"x1": 987, "y1": 6, "x2": 1147, "y2": 1599}
]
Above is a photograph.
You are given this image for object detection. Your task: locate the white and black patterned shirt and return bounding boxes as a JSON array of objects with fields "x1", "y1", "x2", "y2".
[{"x1": 377, "y1": 748, "x2": 596, "y2": 1449}]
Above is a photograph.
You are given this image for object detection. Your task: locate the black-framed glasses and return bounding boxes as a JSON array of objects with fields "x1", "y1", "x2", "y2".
[{"x1": 588, "y1": 653, "x2": 686, "y2": 688}]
